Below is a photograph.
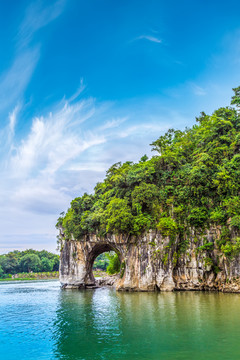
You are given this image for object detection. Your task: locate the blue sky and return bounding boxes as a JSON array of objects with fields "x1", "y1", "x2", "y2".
[{"x1": 1, "y1": 0, "x2": 240, "y2": 253}]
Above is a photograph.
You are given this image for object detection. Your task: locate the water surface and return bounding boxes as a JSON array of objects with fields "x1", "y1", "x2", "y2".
[{"x1": 0, "y1": 280, "x2": 240, "y2": 359}]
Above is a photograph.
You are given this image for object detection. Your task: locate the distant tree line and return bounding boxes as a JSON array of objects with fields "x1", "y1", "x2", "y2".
[{"x1": 0, "y1": 250, "x2": 59, "y2": 278}]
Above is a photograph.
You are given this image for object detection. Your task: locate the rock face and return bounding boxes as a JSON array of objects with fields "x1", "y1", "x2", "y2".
[
  {"x1": 59, "y1": 228, "x2": 240, "y2": 292},
  {"x1": 95, "y1": 274, "x2": 119, "y2": 287}
]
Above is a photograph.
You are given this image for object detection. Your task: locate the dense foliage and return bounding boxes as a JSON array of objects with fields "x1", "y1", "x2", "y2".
[
  {"x1": 93, "y1": 252, "x2": 121, "y2": 274},
  {"x1": 93, "y1": 253, "x2": 110, "y2": 271},
  {"x1": 105, "y1": 253, "x2": 121, "y2": 274},
  {"x1": 57, "y1": 88, "x2": 240, "y2": 257},
  {"x1": 0, "y1": 249, "x2": 59, "y2": 278}
]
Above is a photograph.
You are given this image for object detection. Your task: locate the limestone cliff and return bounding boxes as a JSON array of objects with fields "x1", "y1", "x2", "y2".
[{"x1": 59, "y1": 227, "x2": 240, "y2": 292}]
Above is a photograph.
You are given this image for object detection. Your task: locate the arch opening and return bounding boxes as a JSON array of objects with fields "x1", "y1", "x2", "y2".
[{"x1": 86, "y1": 243, "x2": 122, "y2": 286}]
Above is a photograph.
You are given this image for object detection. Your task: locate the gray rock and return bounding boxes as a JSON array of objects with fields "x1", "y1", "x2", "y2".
[{"x1": 59, "y1": 228, "x2": 240, "y2": 292}]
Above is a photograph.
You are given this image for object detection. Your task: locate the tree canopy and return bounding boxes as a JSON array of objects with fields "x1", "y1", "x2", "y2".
[
  {"x1": 0, "y1": 249, "x2": 59, "y2": 276},
  {"x1": 57, "y1": 88, "x2": 240, "y2": 257}
]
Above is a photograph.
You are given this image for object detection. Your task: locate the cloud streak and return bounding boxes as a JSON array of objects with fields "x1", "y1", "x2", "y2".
[
  {"x1": 1, "y1": 91, "x2": 175, "y2": 217},
  {"x1": 10, "y1": 99, "x2": 101, "y2": 178},
  {"x1": 17, "y1": 0, "x2": 66, "y2": 48},
  {"x1": 190, "y1": 83, "x2": 207, "y2": 96},
  {"x1": 135, "y1": 35, "x2": 162, "y2": 43},
  {"x1": 0, "y1": 0, "x2": 65, "y2": 122},
  {"x1": 0, "y1": 48, "x2": 39, "y2": 114},
  {"x1": 9, "y1": 104, "x2": 21, "y2": 136}
]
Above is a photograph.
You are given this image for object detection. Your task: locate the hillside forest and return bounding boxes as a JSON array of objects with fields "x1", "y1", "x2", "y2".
[{"x1": 56, "y1": 87, "x2": 240, "y2": 259}]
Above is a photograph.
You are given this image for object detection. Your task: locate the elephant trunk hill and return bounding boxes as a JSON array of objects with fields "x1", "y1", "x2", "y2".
[{"x1": 57, "y1": 87, "x2": 240, "y2": 292}]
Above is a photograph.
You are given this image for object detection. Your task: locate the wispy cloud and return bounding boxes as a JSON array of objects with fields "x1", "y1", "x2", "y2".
[
  {"x1": 0, "y1": 97, "x2": 106, "y2": 248},
  {"x1": 10, "y1": 99, "x2": 104, "y2": 179},
  {"x1": 17, "y1": 0, "x2": 66, "y2": 48},
  {"x1": 135, "y1": 35, "x2": 162, "y2": 43},
  {"x1": 9, "y1": 104, "x2": 21, "y2": 136},
  {"x1": 118, "y1": 123, "x2": 169, "y2": 138},
  {"x1": 0, "y1": 1, "x2": 65, "y2": 120},
  {"x1": 190, "y1": 83, "x2": 207, "y2": 96},
  {"x1": 0, "y1": 0, "x2": 69, "y2": 252},
  {"x1": 1, "y1": 91, "x2": 177, "y2": 216},
  {"x1": 99, "y1": 117, "x2": 128, "y2": 131},
  {"x1": 0, "y1": 48, "x2": 39, "y2": 114},
  {"x1": 67, "y1": 78, "x2": 86, "y2": 102}
]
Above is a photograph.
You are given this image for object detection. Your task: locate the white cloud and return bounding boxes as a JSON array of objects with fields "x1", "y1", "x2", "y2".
[
  {"x1": 191, "y1": 83, "x2": 207, "y2": 96},
  {"x1": 13, "y1": 179, "x2": 70, "y2": 214},
  {"x1": 0, "y1": 48, "x2": 39, "y2": 114},
  {"x1": 118, "y1": 123, "x2": 169, "y2": 138},
  {"x1": 0, "y1": 0, "x2": 65, "y2": 120},
  {"x1": 10, "y1": 99, "x2": 105, "y2": 179},
  {"x1": 18, "y1": 0, "x2": 65, "y2": 48},
  {"x1": 67, "y1": 78, "x2": 86, "y2": 102},
  {"x1": 9, "y1": 104, "x2": 21, "y2": 135},
  {"x1": 68, "y1": 164, "x2": 106, "y2": 172},
  {"x1": 0, "y1": 91, "x2": 194, "y2": 253},
  {"x1": 0, "y1": 1, "x2": 177, "y2": 253},
  {"x1": 2, "y1": 93, "x2": 177, "y2": 216},
  {"x1": 99, "y1": 117, "x2": 128, "y2": 130},
  {"x1": 136, "y1": 35, "x2": 162, "y2": 43}
]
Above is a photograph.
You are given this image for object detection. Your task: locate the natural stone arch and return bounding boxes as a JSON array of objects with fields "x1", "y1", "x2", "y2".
[
  {"x1": 59, "y1": 234, "x2": 127, "y2": 289},
  {"x1": 59, "y1": 228, "x2": 240, "y2": 292},
  {"x1": 59, "y1": 231, "x2": 176, "y2": 291},
  {"x1": 86, "y1": 242, "x2": 123, "y2": 284}
]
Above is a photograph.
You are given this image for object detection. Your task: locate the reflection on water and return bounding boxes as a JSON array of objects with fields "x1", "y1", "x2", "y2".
[
  {"x1": 54, "y1": 288, "x2": 124, "y2": 359},
  {"x1": 1, "y1": 281, "x2": 240, "y2": 360}
]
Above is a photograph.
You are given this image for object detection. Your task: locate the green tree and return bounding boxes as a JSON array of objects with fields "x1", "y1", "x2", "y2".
[
  {"x1": 93, "y1": 253, "x2": 110, "y2": 270},
  {"x1": 231, "y1": 86, "x2": 240, "y2": 108},
  {"x1": 52, "y1": 256, "x2": 60, "y2": 271},
  {"x1": 0, "y1": 255, "x2": 19, "y2": 274},
  {"x1": 103, "y1": 198, "x2": 134, "y2": 234},
  {"x1": 20, "y1": 254, "x2": 41, "y2": 272},
  {"x1": 106, "y1": 253, "x2": 121, "y2": 274},
  {"x1": 41, "y1": 257, "x2": 53, "y2": 272},
  {"x1": 0, "y1": 265, "x2": 4, "y2": 278}
]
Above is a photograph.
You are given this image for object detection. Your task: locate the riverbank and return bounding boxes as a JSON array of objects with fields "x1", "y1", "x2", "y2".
[
  {"x1": 0, "y1": 271, "x2": 59, "y2": 281},
  {"x1": 0, "y1": 270, "x2": 110, "y2": 283},
  {"x1": 0, "y1": 278, "x2": 59, "y2": 282}
]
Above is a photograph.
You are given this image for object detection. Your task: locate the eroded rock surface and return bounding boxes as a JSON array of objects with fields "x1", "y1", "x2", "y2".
[
  {"x1": 59, "y1": 229, "x2": 240, "y2": 292},
  {"x1": 95, "y1": 275, "x2": 119, "y2": 287}
]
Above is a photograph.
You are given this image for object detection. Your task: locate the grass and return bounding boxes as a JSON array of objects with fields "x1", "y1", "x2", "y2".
[
  {"x1": 93, "y1": 270, "x2": 108, "y2": 278},
  {"x1": 0, "y1": 277, "x2": 59, "y2": 282},
  {"x1": 1, "y1": 270, "x2": 109, "y2": 281},
  {"x1": 0, "y1": 271, "x2": 59, "y2": 282}
]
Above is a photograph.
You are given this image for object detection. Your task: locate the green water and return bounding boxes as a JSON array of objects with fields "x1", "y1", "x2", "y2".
[{"x1": 0, "y1": 281, "x2": 240, "y2": 359}]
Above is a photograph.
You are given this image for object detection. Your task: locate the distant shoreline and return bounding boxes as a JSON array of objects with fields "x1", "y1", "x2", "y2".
[
  {"x1": 0, "y1": 271, "x2": 59, "y2": 282},
  {"x1": 0, "y1": 270, "x2": 106, "y2": 282},
  {"x1": 0, "y1": 278, "x2": 59, "y2": 282}
]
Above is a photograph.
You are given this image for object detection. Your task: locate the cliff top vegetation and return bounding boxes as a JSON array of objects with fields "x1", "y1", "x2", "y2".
[{"x1": 57, "y1": 87, "x2": 240, "y2": 257}]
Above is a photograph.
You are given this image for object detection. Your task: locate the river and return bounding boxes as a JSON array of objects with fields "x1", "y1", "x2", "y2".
[{"x1": 0, "y1": 280, "x2": 240, "y2": 359}]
